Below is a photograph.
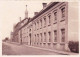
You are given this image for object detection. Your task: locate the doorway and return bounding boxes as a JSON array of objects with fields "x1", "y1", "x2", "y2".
[{"x1": 29, "y1": 33, "x2": 31, "y2": 45}]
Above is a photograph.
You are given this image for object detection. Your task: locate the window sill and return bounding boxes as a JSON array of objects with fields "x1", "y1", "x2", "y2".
[
  {"x1": 60, "y1": 19, "x2": 65, "y2": 22},
  {"x1": 43, "y1": 26, "x2": 46, "y2": 28},
  {"x1": 60, "y1": 42, "x2": 65, "y2": 45},
  {"x1": 53, "y1": 22, "x2": 57, "y2": 24},
  {"x1": 40, "y1": 27, "x2": 42, "y2": 29},
  {"x1": 43, "y1": 42, "x2": 46, "y2": 44},
  {"x1": 48, "y1": 42, "x2": 51, "y2": 44},
  {"x1": 53, "y1": 42, "x2": 57, "y2": 45},
  {"x1": 40, "y1": 43, "x2": 42, "y2": 44},
  {"x1": 53, "y1": 42, "x2": 57, "y2": 43},
  {"x1": 48, "y1": 24, "x2": 51, "y2": 26}
]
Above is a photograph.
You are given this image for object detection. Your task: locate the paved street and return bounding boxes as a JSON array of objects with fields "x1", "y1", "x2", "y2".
[{"x1": 2, "y1": 42, "x2": 63, "y2": 55}]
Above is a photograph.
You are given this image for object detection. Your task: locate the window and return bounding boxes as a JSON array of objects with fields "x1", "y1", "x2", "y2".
[
  {"x1": 37, "y1": 34, "x2": 39, "y2": 42},
  {"x1": 40, "y1": 33, "x2": 42, "y2": 42},
  {"x1": 54, "y1": 12, "x2": 57, "y2": 21},
  {"x1": 44, "y1": 32, "x2": 46, "y2": 42},
  {"x1": 36, "y1": 22, "x2": 37, "y2": 30},
  {"x1": 48, "y1": 32, "x2": 51, "y2": 42},
  {"x1": 29, "y1": 29, "x2": 31, "y2": 32},
  {"x1": 35, "y1": 34, "x2": 36, "y2": 42},
  {"x1": 44, "y1": 17, "x2": 46, "y2": 27},
  {"x1": 61, "y1": 29, "x2": 65, "y2": 42},
  {"x1": 54, "y1": 30, "x2": 57, "y2": 42},
  {"x1": 61, "y1": 7, "x2": 65, "y2": 18},
  {"x1": 40, "y1": 19, "x2": 42, "y2": 28},
  {"x1": 37, "y1": 21, "x2": 39, "y2": 30},
  {"x1": 48, "y1": 15, "x2": 51, "y2": 25},
  {"x1": 35, "y1": 23, "x2": 36, "y2": 30}
]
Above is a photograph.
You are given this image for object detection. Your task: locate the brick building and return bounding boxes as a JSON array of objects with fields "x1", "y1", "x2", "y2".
[{"x1": 11, "y1": 2, "x2": 78, "y2": 51}]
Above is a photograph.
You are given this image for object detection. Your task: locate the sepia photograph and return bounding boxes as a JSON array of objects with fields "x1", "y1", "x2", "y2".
[{"x1": 0, "y1": 0, "x2": 79, "y2": 55}]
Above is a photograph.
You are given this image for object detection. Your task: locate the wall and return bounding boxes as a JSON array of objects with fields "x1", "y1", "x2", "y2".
[{"x1": 68, "y1": 2, "x2": 79, "y2": 41}]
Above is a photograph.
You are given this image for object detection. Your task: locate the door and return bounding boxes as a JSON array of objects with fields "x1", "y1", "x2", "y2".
[{"x1": 29, "y1": 33, "x2": 31, "y2": 45}]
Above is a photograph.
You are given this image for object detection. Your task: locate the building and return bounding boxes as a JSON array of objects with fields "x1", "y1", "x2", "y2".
[
  {"x1": 12, "y1": 2, "x2": 78, "y2": 51},
  {"x1": 10, "y1": 32, "x2": 13, "y2": 42}
]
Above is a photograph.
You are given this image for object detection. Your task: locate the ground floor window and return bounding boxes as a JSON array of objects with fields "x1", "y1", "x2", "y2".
[
  {"x1": 61, "y1": 29, "x2": 65, "y2": 42},
  {"x1": 35, "y1": 34, "x2": 36, "y2": 42},
  {"x1": 54, "y1": 30, "x2": 57, "y2": 42},
  {"x1": 48, "y1": 32, "x2": 51, "y2": 42},
  {"x1": 35, "y1": 34, "x2": 37, "y2": 42},
  {"x1": 40, "y1": 33, "x2": 42, "y2": 42},
  {"x1": 37, "y1": 34, "x2": 39, "y2": 42},
  {"x1": 44, "y1": 32, "x2": 46, "y2": 42}
]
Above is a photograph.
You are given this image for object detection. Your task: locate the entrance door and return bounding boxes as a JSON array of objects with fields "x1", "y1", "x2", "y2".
[{"x1": 29, "y1": 33, "x2": 31, "y2": 45}]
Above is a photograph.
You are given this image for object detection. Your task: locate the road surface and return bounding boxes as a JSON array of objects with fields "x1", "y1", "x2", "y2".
[{"x1": 2, "y1": 42, "x2": 62, "y2": 55}]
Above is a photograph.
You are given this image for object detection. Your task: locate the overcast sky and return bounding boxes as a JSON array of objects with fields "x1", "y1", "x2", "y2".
[
  {"x1": 0, "y1": 0, "x2": 78, "y2": 40},
  {"x1": 0, "y1": 0, "x2": 54, "y2": 40}
]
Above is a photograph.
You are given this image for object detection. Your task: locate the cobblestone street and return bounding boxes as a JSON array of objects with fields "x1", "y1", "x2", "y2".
[{"x1": 2, "y1": 42, "x2": 63, "y2": 55}]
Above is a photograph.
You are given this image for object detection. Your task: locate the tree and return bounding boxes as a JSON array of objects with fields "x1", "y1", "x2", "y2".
[{"x1": 2, "y1": 37, "x2": 9, "y2": 42}]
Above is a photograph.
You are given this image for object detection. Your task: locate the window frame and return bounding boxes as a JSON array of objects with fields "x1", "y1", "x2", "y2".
[
  {"x1": 44, "y1": 32, "x2": 46, "y2": 42},
  {"x1": 54, "y1": 30, "x2": 57, "y2": 42},
  {"x1": 43, "y1": 16, "x2": 46, "y2": 27},
  {"x1": 48, "y1": 32, "x2": 51, "y2": 42},
  {"x1": 59, "y1": 4, "x2": 66, "y2": 22},
  {"x1": 53, "y1": 9, "x2": 57, "y2": 24},
  {"x1": 40, "y1": 33, "x2": 42, "y2": 42},
  {"x1": 40, "y1": 19, "x2": 42, "y2": 29},
  {"x1": 48, "y1": 13, "x2": 51, "y2": 26},
  {"x1": 61, "y1": 29, "x2": 65, "y2": 42}
]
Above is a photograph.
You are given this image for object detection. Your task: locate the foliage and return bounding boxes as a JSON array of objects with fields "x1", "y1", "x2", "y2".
[
  {"x1": 2, "y1": 37, "x2": 9, "y2": 42},
  {"x1": 68, "y1": 41, "x2": 79, "y2": 53}
]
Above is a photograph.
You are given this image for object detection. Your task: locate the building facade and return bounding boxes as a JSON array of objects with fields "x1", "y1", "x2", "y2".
[{"x1": 12, "y1": 2, "x2": 78, "y2": 51}]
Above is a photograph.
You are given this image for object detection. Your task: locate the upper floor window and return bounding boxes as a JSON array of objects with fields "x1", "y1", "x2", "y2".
[
  {"x1": 35, "y1": 23, "x2": 36, "y2": 30},
  {"x1": 29, "y1": 29, "x2": 31, "y2": 32},
  {"x1": 36, "y1": 22, "x2": 37, "y2": 30},
  {"x1": 37, "y1": 21, "x2": 39, "y2": 30},
  {"x1": 54, "y1": 11, "x2": 57, "y2": 21},
  {"x1": 44, "y1": 17, "x2": 46, "y2": 27},
  {"x1": 54, "y1": 30, "x2": 57, "y2": 42},
  {"x1": 61, "y1": 29, "x2": 65, "y2": 42},
  {"x1": 61, "y1": 7, "x2": 65, "y2": 18},
  {"x1": 40, "y1": 19, "x2": 42, "y2": 28},
  {"x1": 48, "y1": 15, "x2": 51, "y2": 25}
]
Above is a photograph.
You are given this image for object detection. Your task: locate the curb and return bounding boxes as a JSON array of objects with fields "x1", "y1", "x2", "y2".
[
  {"x1": 24, "y1": 44, "x2": 78, "y2": 55},
  {"x1": 4, "y1": 42, "x2": 78, "y2": 55}
]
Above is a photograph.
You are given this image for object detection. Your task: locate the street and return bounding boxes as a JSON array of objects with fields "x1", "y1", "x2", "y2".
[{"x1": 2, "y1": 42, "x2": 62, "y2": 55}]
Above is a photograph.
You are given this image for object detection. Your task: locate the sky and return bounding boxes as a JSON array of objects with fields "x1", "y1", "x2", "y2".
[
  {"x1": 0, "y1": 0, "x2": 79, "y2": 40},
  {"x1": 0, "y1": 0, "x2": 54, "y2": 40}
]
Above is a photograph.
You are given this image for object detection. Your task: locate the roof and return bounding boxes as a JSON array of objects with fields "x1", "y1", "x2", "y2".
[
  {"x1": 14, "y1": 18, "x2": 28, "y2": 28},
  {"x1": 19, "y1": 2, "x2": 59, "y2": 30},
  {"x1": 31, "y1": 2, "x2": 59, "y2": 21}
]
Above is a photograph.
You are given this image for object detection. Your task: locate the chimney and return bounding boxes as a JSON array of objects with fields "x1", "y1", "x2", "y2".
[
  {"x1": 19, "y1": 17, "x2": 21, "y2": 22},
  {"x1": 34, "y1": 12, "x2": 38, "y2": 16},
  {"x1": 42, "y1": 3, "x2": 47, "y2": 8},
  {"x1": 26, "y1": 5, "x2": 27, "y2": 7}
]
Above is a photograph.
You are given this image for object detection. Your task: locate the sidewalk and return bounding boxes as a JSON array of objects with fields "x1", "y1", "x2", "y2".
[
  {"x1": 6, "y1": 42, "x2": 78, "y2": 55},
  {"x1": 23, "y1": 44, "x2": 78, "y2": 55},
  {"x1": 7, "y1": 41, "x2": 20, "y2": 45}
]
